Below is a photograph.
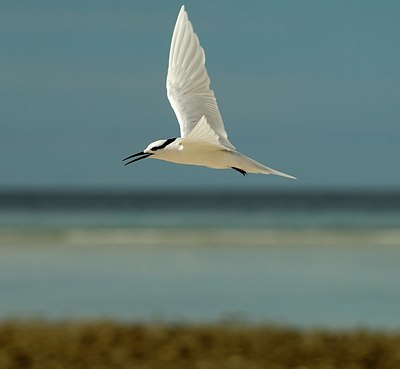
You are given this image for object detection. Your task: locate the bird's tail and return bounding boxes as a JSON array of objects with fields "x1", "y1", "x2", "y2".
[{"x1": 234, "y1": 152, "x2": 296, "y2": 179}]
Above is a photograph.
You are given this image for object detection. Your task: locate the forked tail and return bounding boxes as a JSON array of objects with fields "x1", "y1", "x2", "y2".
[{"x1": 233, "y1": 152, "x2": 297, "y2": 179}]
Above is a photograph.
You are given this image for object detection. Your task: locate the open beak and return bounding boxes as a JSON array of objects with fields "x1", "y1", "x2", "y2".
[{"x1": 122, "y1": 151, "x2": 152, "y2": 166}]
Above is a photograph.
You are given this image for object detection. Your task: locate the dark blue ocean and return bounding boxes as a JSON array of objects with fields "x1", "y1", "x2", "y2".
[{"x1": 1, "y1": 191, "x2": 400, "y2": 329}]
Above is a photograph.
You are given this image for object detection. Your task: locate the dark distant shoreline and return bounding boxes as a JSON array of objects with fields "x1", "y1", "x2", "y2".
[{"x1": 1, "y1": 189, "x2": 400, "y2": 210}]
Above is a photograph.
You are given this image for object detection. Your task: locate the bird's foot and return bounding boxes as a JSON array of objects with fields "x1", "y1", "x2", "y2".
[{"x1": 231, "y1": 167, "x2": 247, "y2": 176}]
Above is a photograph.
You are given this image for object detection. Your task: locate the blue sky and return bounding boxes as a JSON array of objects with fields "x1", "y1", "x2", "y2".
[{"x1": 1, "y1": 1, "x2": 399, "y2": 190}]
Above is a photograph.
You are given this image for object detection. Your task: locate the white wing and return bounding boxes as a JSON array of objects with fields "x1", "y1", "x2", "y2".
[
  {"x1": 166, "y1": 6, "x2": 235, "y2": 149},
  {"x1": 181, "y1": 115, "x2": 221, "y2": 146}
]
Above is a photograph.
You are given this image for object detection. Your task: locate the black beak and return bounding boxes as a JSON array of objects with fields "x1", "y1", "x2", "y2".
[{"x1": 122, "y1": 152, "x2": 152, "y2": 166}]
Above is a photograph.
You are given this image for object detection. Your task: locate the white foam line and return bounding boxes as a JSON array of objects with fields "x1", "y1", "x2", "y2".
[{"x1": 1, "y1": 228, "x2": 400, "y2": 247}]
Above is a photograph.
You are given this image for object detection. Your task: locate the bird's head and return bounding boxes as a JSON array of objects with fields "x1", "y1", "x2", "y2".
[{"x1": 123, "y1": 138, "x2": 177, "y2": 166}]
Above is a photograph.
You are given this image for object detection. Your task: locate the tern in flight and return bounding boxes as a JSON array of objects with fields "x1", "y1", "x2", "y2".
[{"x1": 123, "y1": 6, "x2": 295, "y2": 179}]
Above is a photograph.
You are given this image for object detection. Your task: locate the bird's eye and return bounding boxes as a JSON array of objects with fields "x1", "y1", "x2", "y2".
[{"x1": 151, "y1": 147, "x2": 159, "y2": 151}]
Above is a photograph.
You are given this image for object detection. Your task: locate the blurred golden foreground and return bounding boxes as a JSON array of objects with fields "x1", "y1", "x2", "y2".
[{"x1": 1, "y1": 321, "x2": 400, "y2": 369}]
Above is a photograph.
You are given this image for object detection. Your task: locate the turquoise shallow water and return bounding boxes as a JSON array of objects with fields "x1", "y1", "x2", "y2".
[
  {"x1": 1, "y1": 196, "x2": 400, "y2": 329},
  {"x1": 2, "y1": 207, "x2": 400, "y2": 230}
]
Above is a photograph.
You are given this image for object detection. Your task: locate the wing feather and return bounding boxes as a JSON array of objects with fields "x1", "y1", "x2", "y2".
[
  {"x1": 182, "y1": 116, "x2": 221, "y2": 147},
  {"x1": 167, "y1": 6, "x2": 235, "y2": 149}
]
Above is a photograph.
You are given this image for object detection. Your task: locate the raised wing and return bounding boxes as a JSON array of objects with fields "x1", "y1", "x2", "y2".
[{"x1": 166, "y1": 6, "x2": 235, "y2": 149}]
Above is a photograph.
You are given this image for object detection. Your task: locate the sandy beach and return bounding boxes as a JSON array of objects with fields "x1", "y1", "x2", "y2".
[{"x1": 1, "y1": 321, "x2": 400, "y2": 369}]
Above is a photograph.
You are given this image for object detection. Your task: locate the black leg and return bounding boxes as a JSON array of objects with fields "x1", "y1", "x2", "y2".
[{"x1": 231, "y1": 167, "x2": 247, "y2": 176}]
